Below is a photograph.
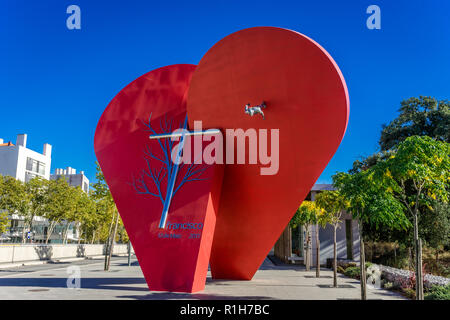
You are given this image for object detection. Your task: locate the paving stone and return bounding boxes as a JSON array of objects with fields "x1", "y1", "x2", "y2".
[{"x1": 0, "y1": 257, "x2": 406, "y2": 300}]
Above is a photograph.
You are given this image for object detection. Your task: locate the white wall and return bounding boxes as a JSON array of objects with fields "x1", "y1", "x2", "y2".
[
  {"x1": 0, "y1": 146, "x2": 20, "y2": 178},
  {"x1": 0, "y1": 137, "x2": 51, "y2": 182},
  {"x1": 17, "y1": 145, "x2": 51, "y2": 181},
  {"x1": 309, "y1": 215, "x2": 360, "y2": 266},
  {"x1": 0, "y1": 244, "x2": 133, "y2": 264},
  {"x1": 51, "y1": 172, "x2": 90, "y2": 193}
]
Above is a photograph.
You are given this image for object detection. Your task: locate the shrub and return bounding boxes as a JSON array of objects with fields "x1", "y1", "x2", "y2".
[
  {"x1": 342, "y1": 263, "x2": 373, "y2": 279},
  {"x1": 398, "y1": 270, "x2": 415, "y2": 290},
  {"x1": 339, "y1": 262, "x2": 357, "y2": 269},
  {"x1": 364, "y1": 241, "x2": 412, "y2": 270},
  {"x1": 423, "y1": 259, "x2": 450, "y2": 278},
  {"x1": 337, "y1": 266, "x2": 346, "y2": 274},
  {"x1": 383, "y1": 281, "x2": 394, "y2": 290},
  {"x1": 344, "y1": 266, "x2": 360, "y2": 279},
  {"x1": 425, "y1": 284, "x2": 450, "y2": 300},
  {"x1": 402, "y1": 287, "x2": 416, "y2": 299}
]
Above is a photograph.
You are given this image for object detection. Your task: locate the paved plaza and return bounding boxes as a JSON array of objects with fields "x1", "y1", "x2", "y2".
[{"x1": 0, "y1": 256, "x2": 405, "y2": 300}]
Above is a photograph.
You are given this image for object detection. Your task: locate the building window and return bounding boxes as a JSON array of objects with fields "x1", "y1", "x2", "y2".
[
  {"x1": 83, "y1": 182, "x2": 88, "y2": 193},
  {"x1": 291, "y1": 225, "x2": 303, "y2": 257},
  {"x1": 26, "y1": 157, "x2": 45, "y2": 176},
  {"x1": 25, "y1": 172, "x2": 37, "y2": 183}
]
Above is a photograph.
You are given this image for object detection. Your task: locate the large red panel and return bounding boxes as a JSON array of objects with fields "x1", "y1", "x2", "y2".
[
  {"x1": 94, "y1": 64, "x2": 223, "y2": 292},
  {"x1": 187, "y1": 27, "x2": 349, "y2": 279}
]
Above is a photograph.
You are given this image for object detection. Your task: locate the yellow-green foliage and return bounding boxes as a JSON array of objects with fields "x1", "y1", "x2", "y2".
[{"x1": 290, "y1": 201, "x2": 324, "y2": 228}]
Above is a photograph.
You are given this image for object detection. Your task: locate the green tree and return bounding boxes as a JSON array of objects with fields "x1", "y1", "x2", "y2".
[
  {"x1": 24, "y1": 177, "x2": 49, "y2": 243},
  {"x1": 379, "y1": 96, "x2": 449, "y2": 151},
  {"x1": 352, "y1": 96, "x2": 450, "y2": 254},
  {"x1": 0, "y1": 211, "x2": 8, "y2": 235},
  {"x1": 333, "y1": 169, "x2": 410, "y2": 300},
  {"x1": 61, "y1": 186, "x2": 92, "y2": 244},
  {"x1": 374, "y1": 135, "x2": 450, "y2": 300},
  {"x1": 116, "y1": 219, "x2": 129, "y2": 243},
  {"x1": 0, "y1": 176, "x2": 8, "y2": 234},
  {"x1": 91, "y1": 198, "x2": 113, "y2": 244},
  {"x1": 421, "y1": 201, "x2": 450, "y2": 262},
  {"x1": 0, "y1": 175, "x2": 49, "y2": 242},
  {"x1": 313, "y1": 206, "x2": 328, "y2": 279},
  {"x1": 92, "y1": 161, "x2": 121, "y2": 271},
  {"x1": 349, "y1": 150, "x2": 394, "y2": 175},
  {"x1": 77, "y1": 194, "x2": 106, "y2": 244},
  {"x1": 0, "y1": 176, "x2": 31, "y2": 242},
  {"x1": 44, "y1": 177, "x2": 76, "y2": 243},
  {"x1": 315, "y1": 190, "x2": 349, "y2": 287},
  {"x1": 0, "y1": 174, "x2": 4, "y2": 206},
  {"x1": 0, "y1": 175, "x2": 9, "y2": 235},
  {"x1": 290, "y1": 201, "x2": 324, "y2": 272},
  {"x1": 74, "y1": 190, "x2": 97, "y2": 244}
]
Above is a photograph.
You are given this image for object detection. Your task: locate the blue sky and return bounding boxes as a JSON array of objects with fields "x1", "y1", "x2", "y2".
[{"x1": 1, "y1": 0, "x2": 449, "y2": 184}]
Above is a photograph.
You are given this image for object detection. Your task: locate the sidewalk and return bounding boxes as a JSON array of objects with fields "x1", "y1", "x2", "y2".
[{"x1": 0, "y1": 256, "x2": 406, "y2": 300}]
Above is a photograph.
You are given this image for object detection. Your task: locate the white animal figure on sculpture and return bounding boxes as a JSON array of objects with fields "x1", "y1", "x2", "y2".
[{"x1": 244, "y1": 101, "x2": 266, "y2": 120}]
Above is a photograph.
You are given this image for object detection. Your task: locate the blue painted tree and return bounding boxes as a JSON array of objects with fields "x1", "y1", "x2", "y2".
[{"x1": 132, "y1": 113, "x2": 208, "y2": 228}]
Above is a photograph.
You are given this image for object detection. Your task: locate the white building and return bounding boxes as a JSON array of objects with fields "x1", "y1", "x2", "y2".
[
  {"x1": 0, "y1": 134, "x2": 52, "y2": 182},
  {"x1": 50, "y1": 167, "x2": 90, "y2": 193},
  {"x1": 0, "y1": 134, "x2": 52, "y2": 242}
]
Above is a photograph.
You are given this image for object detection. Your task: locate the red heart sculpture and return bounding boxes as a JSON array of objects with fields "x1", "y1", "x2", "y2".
[
  {"x1": 94, "y1": 64, "x2": 224, "y2": 292},
  {"x1": 187, "y1": 27, "x2": 349, "y2": 280}
]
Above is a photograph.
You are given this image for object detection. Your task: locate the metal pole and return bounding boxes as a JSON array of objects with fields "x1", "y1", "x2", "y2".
[{"x1": 127, "y1": 241, "x2": 131, "y2": 266}]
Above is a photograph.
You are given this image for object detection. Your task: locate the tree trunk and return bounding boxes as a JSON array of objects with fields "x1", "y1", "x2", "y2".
[
  {"x1": 416, "y1": 239, "x2": 424, "y2": 300},
  {"x1": 105, "y1": 210, "x2": 120, "y2": 271},
  {"x1": 333, "y1": 224, "x2": 338, "y2": 287},
  {"x1": 28, "y1": 216, "x2": 34, "y2": 244},
  {"x1": 284, "y1": 226, "x2": 291, "y2": 263},
  {"x1": 21, "y1": 222, "x2": 27, "y2": 244},
  {"x1": 104, "y1": 210, "x2": 116, "y2": 270},
  {"x1": 413, "y1": 213, "x2": 424, "y2": 300},
  {"x1": 305, "y1": 224, "x2": 311, "y2": 271},
  {"x1": 128, "y1": 241, "x2": 132, "y2": 266},
  {"x1": 45, "y1": 221, "x2": 57, "y2": 244},
  {"x1": 359, "y1": 220, "x2": 366, "y2": 300},
  {"x1": 315, "y1": 224, "x2": 320, "y2": 278},
  {"x1": 63, "y1": 223, "x2": 70, "y2": 244}
]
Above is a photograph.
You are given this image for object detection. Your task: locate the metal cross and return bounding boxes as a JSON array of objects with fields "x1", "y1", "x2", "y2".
[{"x1": 149, "y1": 116, "x2": 220, "y2": 229}]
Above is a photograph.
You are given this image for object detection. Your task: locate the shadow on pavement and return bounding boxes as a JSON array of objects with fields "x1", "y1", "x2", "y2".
[
  {"x1": 0, "y1": 277, "x2": 148, "y2": 292},
  {"x1": 0, "y1": 269, "x2": 35, "y2": 273},
  {"x1": 0, "y1": 276, "x2": 276, "y2": 300},
  {"x1": 117, "y1": 261, "x2": 140, "y2": 267},
  {"x1": 263, "y1": 256, "x2": 333, "y2": 272},
  {"x1": 118, "y1": 292, "x2": 276, "y2": 300}
]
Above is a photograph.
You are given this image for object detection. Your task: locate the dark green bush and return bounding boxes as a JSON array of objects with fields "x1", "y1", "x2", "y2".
[
  {"x1": 383, "y1": 281, "x2": 394, "y2": 290},
  {"x1": 344, "y1": 266, "x2": 360, "y2": 279},
  {"x1": 425, "y1": 284, "x2": 450, "y2": 300},
  {"x1": 402, "y1": 288, "x2": 416, "y2": 299},
  {"x1": 342, "y1": 263, "x2": 374, "y2": 279}
]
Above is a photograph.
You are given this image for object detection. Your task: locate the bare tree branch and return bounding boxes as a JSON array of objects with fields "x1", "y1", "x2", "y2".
[{"x1": 132, "y1": 114, "x2": 209, "y2": 215}]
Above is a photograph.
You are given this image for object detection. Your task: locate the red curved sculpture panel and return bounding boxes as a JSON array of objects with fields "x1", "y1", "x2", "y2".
[
  {"x1": 94, "y1": 64, "x2": 224, "y2": 292},
  {"x1": 187, "y1": 27, "x2": 349, "y2": 280},
  {"x1": 94, "y1": 27, "x2": 349, "y2": 291}
]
